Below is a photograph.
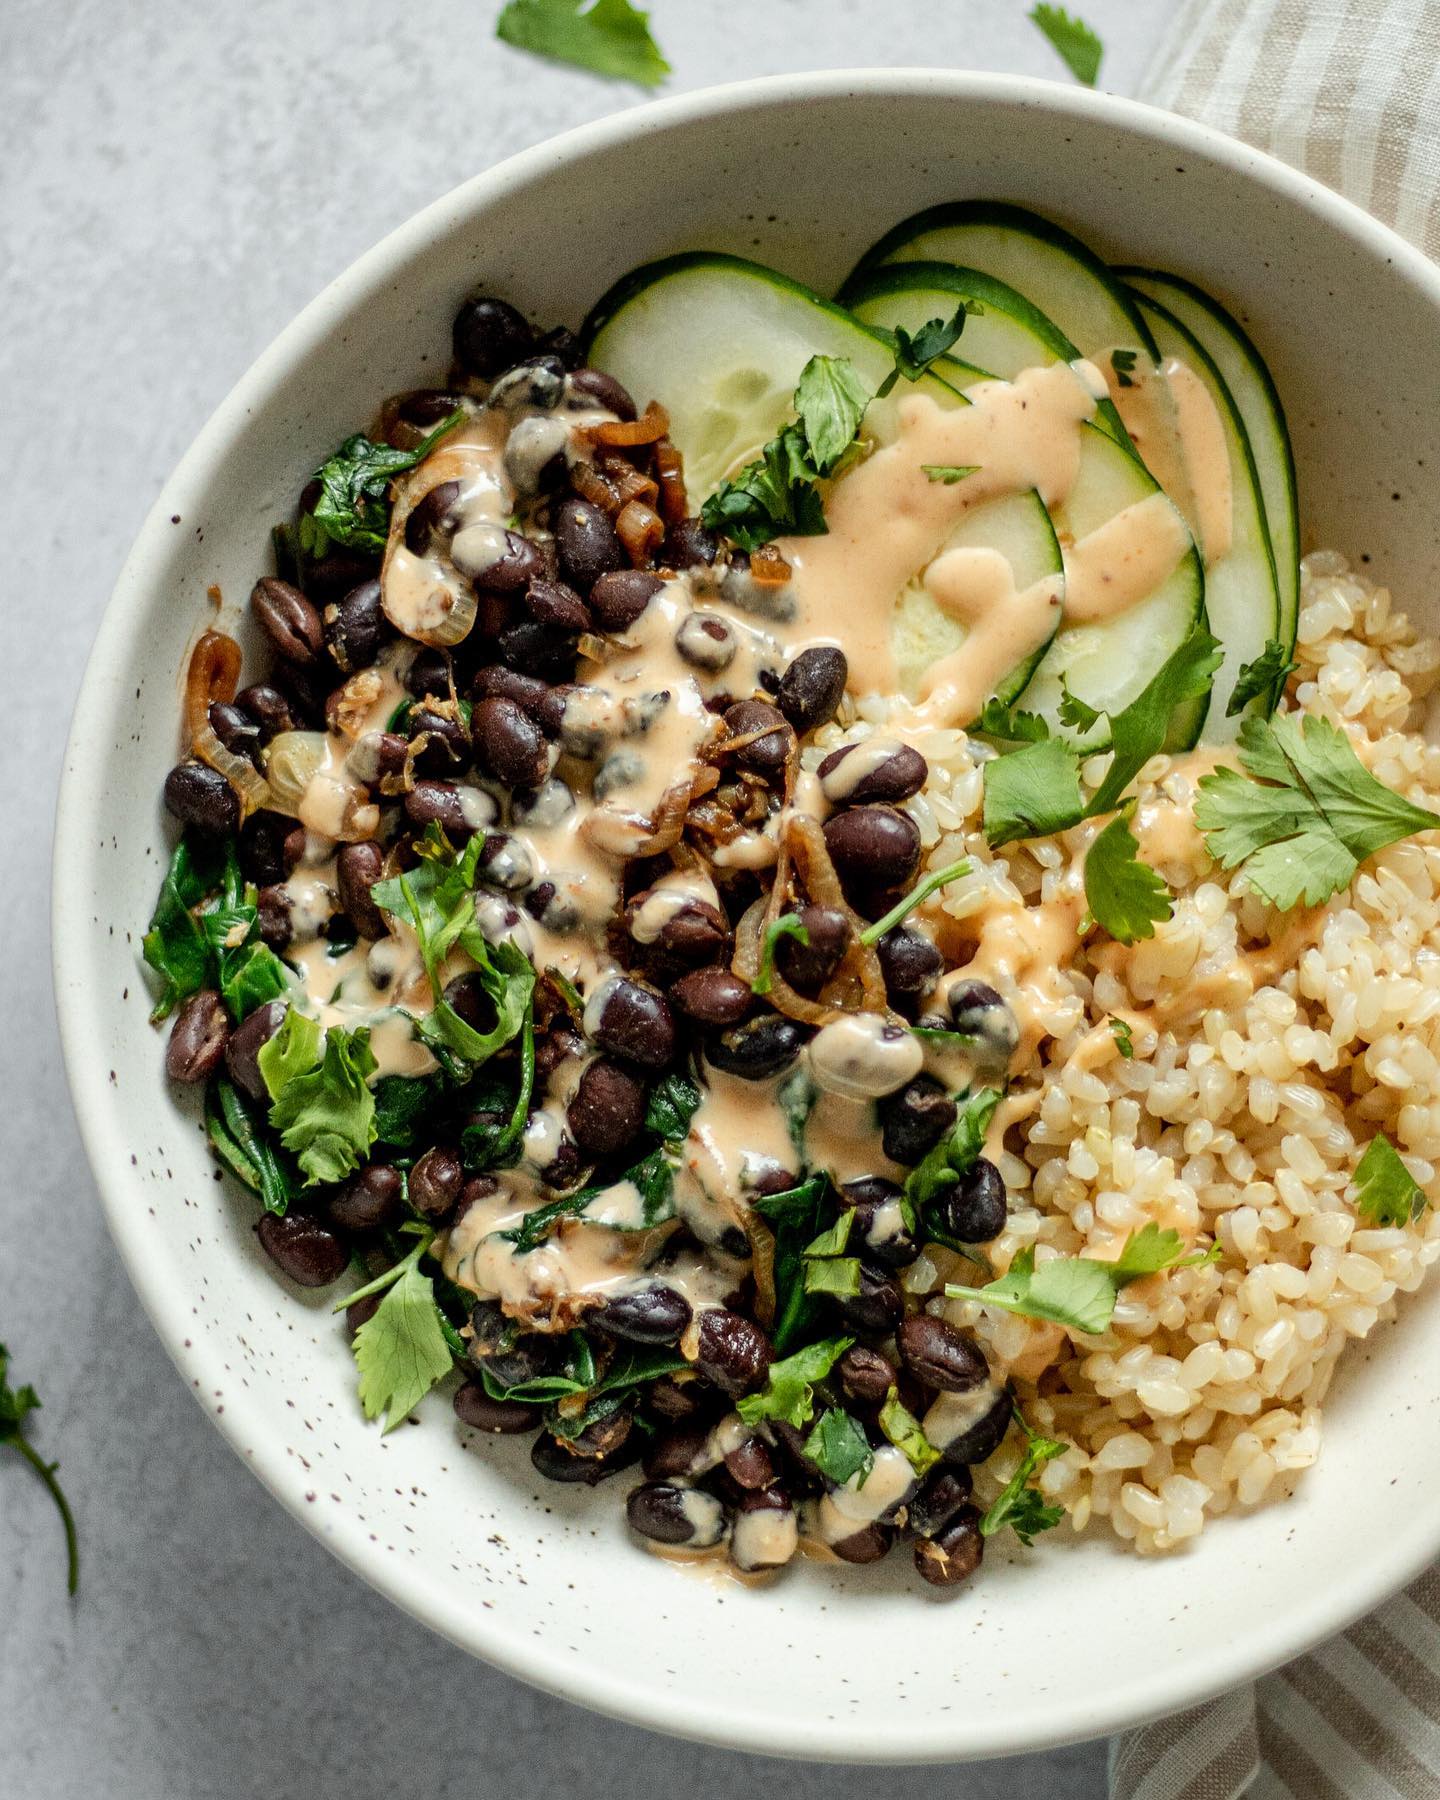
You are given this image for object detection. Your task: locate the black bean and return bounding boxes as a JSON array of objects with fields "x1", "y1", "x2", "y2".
[
  {"x1": 224, "y1": 999, "x2": 287, "y2": 1102},
  {"x1": 589, "y1": 568, "x2": 663, "y2": 631},
  {"x1": 879, "y1": 1076, "x2": 957, "y2": 1165},
  {"x1": 473, "y1": 833, "x2": 535, "y2": 893},
  {"x1": 404, "y1": 647, "x2": 453, "y2": 701},
  {"x1": 490, "y1": 355, "x2": 566, "y2": 414},
  {"x1": 256, "y1": 1213, "x2": 348, "y2": 1288},
  {"x1": 524, "y1": 576, "x2": 592, "y2": 632},
  {"x1": 939, "y1": 1385, "x2": 1013, "y2": 1469},
  {"x1": 731, "y1": 1485, "x2": 797, "y2": 1571},
  {"x1": 496, "y1": 620, "x2": 578, "y2": 683},
  {"x1": 404, "y1": 479, "x2": 464, "y2": 556},
  {"x1": 705, "y1": 1013, "x2": 808, "y2": 1080},
  {"x1": 946, "y1": 980, "x2": 1021, "y2": 1065},
  {"x1": 646, "y1": 1376, "x2": 709, "y2": 1424},
  {"x1": 914, "y1": 1506, "x2": 984, "y2": 1587},
  {"x1": 694, "y1": 1308, "x2": 772, "y2": 1396},
  {"x1": 163, "y1": 760, "x2": 239, "y2": 836},
  {"x1": 592, "y1": 1284, "x2": 693, "y2": 1347},
  {"x1": 304, "y1": 549, "x2": 380, "y2": 609},
  {"x1": 165, "y1": 989, "x2": 229, "y2": 1083},
  {"x1": 332, "y1": 841, "x2": 385, "y2": 940},
  {"x1": 907, "y1": 1466, "x2": 974, "y2": 1539},
  {"x1": 837, "y1": 1344, "x2": 898, "y2": 1410},
  {"x1": 533, "y1": 1020, "x2": 584, "y2": 1084},
  {"x1": 566, "y1": 1402, "x2": 635, "y2": 1461},
  {"x1": 404, "y1": 780, "x2": 472, "y2": 836},
  {"x1": 472, "y1": 665, "x2": 563, "y2": 737},
  {"x1": 539, "y1": 1138, "x2": 586, "y2": 1193},
  {"x1": 531, "y1": 1431, "x2": 640, "y2": 1486},
  {"x1": 830, "y1": 1522, "x2": 894, "y2": 1565},
  {"x1": 237, "y1": 812, "x2": 304, "y2": 888},
  {"x1": 453, "y1": 295, "x2": 533, "y2": 379},
  {"x1": 452, "y1": 1175, "x2": 499, "y2": 1232},
  {"x1": 776, "y1": 904, "x2": 850, "y2": 993},
  {"x1": 256, "y1": 885, "x2": 291, "y2": 951},
  {"x1": 931, "y1": 1157, "x2": 1008, "y2": 1245},
  {"x1": 468, "y1": 1302, "x2": 555, "y2": 1390},
  {"x1": 723, "y1": 1434, "x2": 776, "y2": 1490},
  {"x1": 453, "y1": 1380, "x2": 539, "y2": 1435},
  {"x1": 841, "y1": 1177, "x2": 921, "y2": 1271},
  {"x1": 823, "y1": 805, "x2": 920, "y2": 900},
  {"x1": 674, "y1": 612, "x2": 736, "y2": 671},
  {"x1": 767, "y1": 1420, "x2": 826, "y2": 1498},
  {"x1": 670, "y1": 966, "x2": 752, "y2": 1029},
  {"x1": 536, "y1": 325, "x2": 583, "y2": 369},
  {"x1": 235, "y1": 684, "x2": 300, "y2": 742},
  {"x1": 876, "y1": 925, "x2": 943, "y2": 1000},
  {"x1": 776, "y1": 645, "x2": 848, "y2": 735},
  {"x1": 443, "y1": 973, "x2": 499, "y2": 1037},
  {"x1": 468, "y1": 529, "x2": 546, "y2": 595},
  {"x1": 409, "y1": 1146, "x2": 463, "y2": 1221},
  {"x1": 567, "y1": 1060, "x2": 646, "y2": 1159},
  {"x1": 834, "y1": 1263, "x2": 904, "y2": 1336},
  {"x1": 818, "y1": 740, "x2": 927, "y2": 804},
  {"x1": 251, "y1": 577, "x2": 324, "y2": 666},
  {"x1": 327, "y1": 1163, "x2": 403, "y2": 1233},
  {"x1": 722, "y1": 699, "x2": 794, "y2": 777},
  {"x1": 663, "y1": 518, "x2": 720, "y2": 569},
  {"x1": 323, "y1": 579, "x2": 387, "y2": 673},
  {"x1": 897, "y1": 1316, "x2": 990, "y2": 1394},
  {"x1": 628, "y1": 895, "x2": 730, "y2": 972},
  {"x1": 626, "y1": 1482, "x2": 726, "y2": 1547},
  {"x1": 587, "y1": 978, "x2": 676, "y2": 1069},
  {"x1": 407, "y1": 704, "x2": 471, "y2": 776},
  {"x1": 207, "y1": 701, "x2": 260, "y2": 760},
  {"x1": 569, "y1": 367, "x2": 638, "y2": 420},
  {"x1": 388, "y1": 387, "x2": 468, "y2": 442},
  {"x1": 554, "y1": 497, "x2": 625, "y2": 592},
  {"x1": 642, "y1": 1423, "x2": 708, "y2": 1480}
]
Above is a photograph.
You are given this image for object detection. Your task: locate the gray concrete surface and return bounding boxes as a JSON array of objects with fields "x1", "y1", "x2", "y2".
[{"x1": 0, "y1": 3, "x2": 1175, "y2": 1794}]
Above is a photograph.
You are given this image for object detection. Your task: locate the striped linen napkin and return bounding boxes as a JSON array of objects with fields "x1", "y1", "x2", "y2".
[{"x1": 1111, "y1": 7, "x2": 1440, "y2": 1796}]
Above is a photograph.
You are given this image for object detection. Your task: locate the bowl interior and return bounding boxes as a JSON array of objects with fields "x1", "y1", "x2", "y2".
[{"x1": 56, "y1": 73, "x2": 1440, "y2": 1763}]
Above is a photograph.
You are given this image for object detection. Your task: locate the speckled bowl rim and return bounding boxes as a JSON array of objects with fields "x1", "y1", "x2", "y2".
[{"x1": 56, "y1": 68, "x2": 1440, "y2": 1763}]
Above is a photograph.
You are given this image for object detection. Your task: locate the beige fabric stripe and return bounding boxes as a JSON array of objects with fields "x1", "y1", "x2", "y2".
[
  {"x1": 1257, "y1": 1710, "x2": 1356, "y2": 1800},
  {"x1": 1110, "y1": 1692, "x2": 1257, "y2": 1800},
  {"x1": 1348, "y1": 1607, "x2": 1440, "y2": 1719},
  {"x1": 1231, "y1": 0, "x2": 1315, "y2": 146},
  {"x1": 1340, "y1": 0, "x2": 1432, "y2": 219},
  {"x1": 1391, "y1": 47, "x2": 1440, "y2": 250},
  {"x1": 1290, "y1": 1649, "x2": 1440, "y2": 1798},
  {"x1": 1263, "y1": 1669, "x2": 1413, "y2": 1800}
]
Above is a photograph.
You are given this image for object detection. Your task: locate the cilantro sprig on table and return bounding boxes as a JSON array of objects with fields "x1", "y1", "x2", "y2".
[
  {"x1": 1194, "y1": 712, "x2": 1440, "y2": 909},
  {"x1": 946, "y1": 1223, "x2": 1221, "y2": 1336},
  {"x1": 1028, "y1": 5, "x2": 1103, "y2": 86},
  {"x1": 1, "y1": 1346, "x2": 78, "y2": 1594},
  {"x1": 496, "y1": 0, "x2": 669, "y2": 86}
]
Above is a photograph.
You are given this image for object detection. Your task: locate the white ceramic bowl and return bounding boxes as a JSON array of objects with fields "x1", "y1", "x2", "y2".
[{"x1": 56, "y1": 70, "x2": 1440, "y2": 1763}]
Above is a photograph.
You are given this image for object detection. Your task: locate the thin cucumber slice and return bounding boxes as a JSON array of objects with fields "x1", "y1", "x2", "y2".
[
  {"x1": 1119, "y1": 266, "x2": 1299, "y2": 654},
  {"x1": 1010, "y1": 372, "x2": 1207, "y2": 747},
  {"x1": 839, "y1": 260, "x2": 1132, "y2": 449},
  {"x1": 1125, "y1": 292, "x2": 1280, "y2": 742},
  {"x1": 849, "y1": 201, "x2": 1157, "y2": 364},
  {"x1": 580, "y1": 252, "x2": 1062, "y2": 710}
]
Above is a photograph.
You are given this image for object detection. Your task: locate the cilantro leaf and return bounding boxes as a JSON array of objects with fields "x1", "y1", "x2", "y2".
[
  {"x1": 858, "y1": 856, "x2": 971, "y2": 944},
  {"x1": 141, "y1": 835, "x2": 226, "y2": 1020},
  {"x1": 1109, "y1": 1016, "x2": 1134, "y2": 1059},
  {"x1": 974, "y1": 698, "x2": 1051, "y2": 744},
  {"x1": 0, "y1": 1345, "x2": 79, "y2": 1594},
  {"x1": 979, "y1": 1408, "x2": 1066, "y2": 1545},
  {"x1": 1029, "y1": 4, "x2": 1103, "y2": 86},
  {"x1": 1353, "y1": 1132, "x2": 1429, "y2": 1226},
  {"x1": 753, "y1": 913, "x2": 810, "y2": 996},
  {"x1": 298, "y1": 409, "x2": 463, "y2": 558},
  {"x1": 982, "y1": 736, "x2": 1085, "y2": 847},
  {"x1": 1086, "y1": 625, "x2": 1224, "y2": 816},
  {"x1": 348, "y1": 1236, "x2": 455, "y2": 1433},
  {"x1": 1227, "y1": 638, "x2": 1298, "y2": 718},
  {"x1": 793, "y1": 354, "x2": 871, "y2": 475},
  {"x1": 372, "y1": 1072, "x2": 445, "y2": 1149},
  {"x1": 803, "y1": 1408, "x2": 874, "y2": 1485},
  {"x1": 878, "y1": 1387, "x2": 941, "y2": 1475},
  {"x1": 1084, "y1": 808, "x2": 1172, "y2": 944},
  {"x1": 735, "y1": 1335, "x2": 853, "y2": 1428},
  {"x1": 495, "y1": 0, "x2": 669, "y2": 86},
  {"x1": 905, "y1": 1086, "x2": 1005, "y2": 1232},
  {"x1": 947, "y1": 1224, "x2": 1220, "y2": 1334},
  {"x1": 748, "y1": 1171, "x2": 833, "y2": 1352},
  {"x1": 261, "y1": 1018, "x2": 378, "y2": 1186},
  {"x1": 1196, "y1": 711, "x2": 1440, "y2": 909},
  {"x1": 643, "y1": 1070, "x2": 702, "y2": 1142},
  {"x1": 205, "y1": 1076, "x2": 299, "y2": 1214},
  {"x1": 876, "y1": 307, "x2": 968, "y2": 398},
  {"x1": 1058, "y1": 675, "x2": 1102, "y2": 733},
  {"x1": 922, "y1": 464, "x2": 981, "y2": 485},
  {"x1": 801, "y1": 1204, "x2": 861, "y2": 1296},
  {"x1": 701, "y1": 352, "x2": 872, "y2": 552}
]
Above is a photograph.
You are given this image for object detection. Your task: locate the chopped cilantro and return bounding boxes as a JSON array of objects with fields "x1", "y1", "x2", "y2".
[
  {"x1": 735, "y1": 1336, "x2": 853, "y2": 1429},
  {"x1": 342, "y1": 1229, "x2": 455, "y2": 1433},
  {"x1": 753, "y1": 914, "x2": 810, "y2": 996},
  {"x1": 1083, "y1": 807, "x2": 1172, "y2": 944},
  {"x1": 876, "y1": 307, "x2": 969, "y2": 398},
  {"x1": 1109, "y1": 347, "x2": 1139, "y2": 389},
  {"x1": 1, "y1": 1345, "x2": 79, "y2": 1594},
  {"x1": 982, "y1": 736, "x2": 1085, "y2": 848},
  {"x1": 1029, "y1": 4, "x2": 1104, "y2": 86},
  {"x1": 858, "y1": 856, "x2": 971, "y2": 945},
  {"x1": 1353, "y1": 1131, "x2": 1429, "y2": 1226},
  {"x1": 922, "y1": 464, "x2": 981, "y2": 485},
  {"x1": 979, "y1": 1408, "x2": 1067, "y2": 1545},
  {"x1": 803, "y1": 1408, "x2": 875, "y2": 1485},
  {"x1": 878, "y1": 1387, "x2": 941, "y2": 1476},
  {"x1": 495, "y1": 0, "x2": 669, "y2": 86},
  {"x1": 1109, "y1": 1016, "x2": 1135, "y2": 1059},
  {"x1": 1227, "y1": 638, "x2": 1298, "y2": 718}
]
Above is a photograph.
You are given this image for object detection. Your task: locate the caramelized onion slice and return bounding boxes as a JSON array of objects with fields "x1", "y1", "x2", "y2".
[
  {"x1": 184, "y1": 631, "x2": 269, "y2": 816},
  {"x1": 590, "y1": 401, "x2": 669, "y2": 447},
  {"x1": 193, "y1": 719, "x2": 271, "y2": 818}
]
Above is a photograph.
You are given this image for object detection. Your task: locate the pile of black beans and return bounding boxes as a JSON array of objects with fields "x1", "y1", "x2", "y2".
[{"x1": 157, "y1": 289, "x2": 1022, "y2": 1593}]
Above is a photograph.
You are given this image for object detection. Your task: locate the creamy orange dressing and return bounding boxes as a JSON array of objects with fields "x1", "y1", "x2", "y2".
[
  {"x1": 909, "y1": 548, "x2": 1064, "y2": 729},
  {"x1": 1060, "y1": 492, "x2": 1192, "y2": 626},
  {"x1": 1105, "y1": 353, "x2": 1233, "y2": 567}
]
